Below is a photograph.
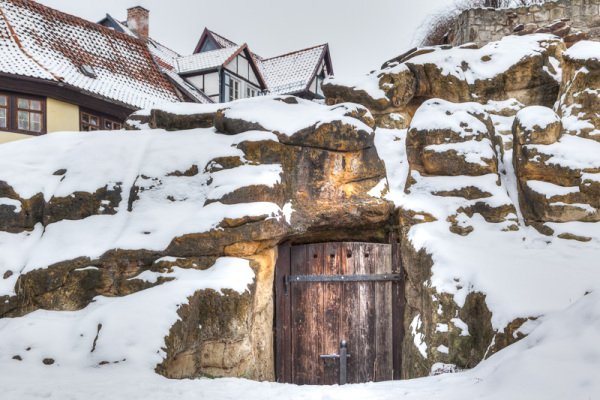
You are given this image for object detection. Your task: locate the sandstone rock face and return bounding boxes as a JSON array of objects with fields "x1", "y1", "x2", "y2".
[
  {"x1": 396, "y1": 100, "x2": 520, "y2": 377},
  {"x1": 406, "y1": 100, "x2": 499, "y2": 178},
  {"x1": 0, "y1": 96, "x2": 393, "y2": 381},
  {"x1": 323, "y1": 35, "x2": 564, "y2": 128},
  {"x1": 512, "y1": 43, "x2": 600, "y2": 227}
]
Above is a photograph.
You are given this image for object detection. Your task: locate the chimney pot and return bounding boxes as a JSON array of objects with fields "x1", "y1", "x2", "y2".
[{"x1": 127, "y1": 6, "x2": 149, "y2": 40}]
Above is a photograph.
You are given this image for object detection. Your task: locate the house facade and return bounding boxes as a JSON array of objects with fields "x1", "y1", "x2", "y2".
[
  {"x1": 0, "y1": 0, "x2": 198, "y2": 144},
  {"x1": 191, "y1": 29, "x2": 334, "y2": 102},
  {"x1": 101, "y1": 11, "x2": 334, "y2": 104}
]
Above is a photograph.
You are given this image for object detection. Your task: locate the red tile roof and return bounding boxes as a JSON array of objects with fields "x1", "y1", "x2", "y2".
[{"x1": 0, "y1": 0, "x2": 181, "y2": 109}]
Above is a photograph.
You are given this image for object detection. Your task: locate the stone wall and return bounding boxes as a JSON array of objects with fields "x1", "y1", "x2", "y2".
[{"x1": 449, "y1": 0, "x2": 600, "y2": 47}]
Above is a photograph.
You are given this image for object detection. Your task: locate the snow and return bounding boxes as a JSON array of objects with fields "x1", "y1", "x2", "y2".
[
  {"x1": 282, "y1": 202, "x2": 295, "y2": 224},
  {"x1": 134, "y1": 102, "x2": 223, "y2": 117},
  {"x1": 367, "y1": 178, "x2": 388, "y2": 197},
  {"x1": 374, "y1": 112, "x2": 600, "y2": 332},
  {"x1": 206, "y1": 164, "x2": 283, "y2": 200},
  {"x1": 177, "y1": 46, "x2": 243, "y2": 74},
  {"x1": 257, "y1": 44, "x2": 327, "y2": 95},
  {"x1": 0, "y1": 258, "x2": 254, "y2": 370},
  {"x1": 425, "y1": 139, "x2": 495, "y2": 167},
  {"x1": 450, "y1": 318, "x2": 470, "y2": 337},
  {"x1": 526, "y1": 180, "x2": 580, "y2": 197},
  {"x1": 325, "y1": 34, "x2": 561, "y2": 103},
  {"x1": 325, "y1": 64, "x2": 410, "y2": 101},
  {"x1": 437, "y1": 345, "x2": 449, "y2": 354},
  {"x1": 525, "y1": 134, "x2": 600, "y2": 170},
  {"x1": 218, "y1": 96, "x2": 373, "y2": 137},
  {"x1": 410, "y1": 315, "x2": 428, "y2": 359},
  {"x1": 484, "y1": 99, "x2": 524, "y2": 115},
  {"x1": 0, "y1": 125, "x2": 285, "y2": 295},
  {"x1": 73, "y1": 266, "x2": 99, "y2": 272},
  {"x1": 563, "y1": 40, "x2": 600, "y2": 63},
  {"x1": 410, "y1": 99, "x2": 488, "y2": 138},
  {"x1": 516, "y1": 106, "x2": 559, "y2": 130},
  {"x1": 549, "y1": 202, "x2": 596, "y2": 214},
  {"x1": 0, "y1": 198, "x2": 21, "y2": 213},
  {"x1": 3, "y1": 290, "x2": 600, "y2": 399},
  {"x1": 408, "y1": 34, "x2": 560, "y2": 85}
]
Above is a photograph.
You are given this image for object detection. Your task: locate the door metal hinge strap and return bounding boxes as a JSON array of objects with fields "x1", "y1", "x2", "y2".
[{"x1": 285, "y1": 273, "x2": 401, "y2": 283}]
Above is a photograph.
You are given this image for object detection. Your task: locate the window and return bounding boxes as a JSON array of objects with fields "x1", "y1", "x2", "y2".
[
  {"x1": 246, "y1": 86, "x2": 258, "y2": 98},
  {"x1": 0, "y1": 93, "x2": 45, "y2": 135},
  {"x1": 229, "y1": 77, "x2": 240, "y2": 101},
  {"x1": 104, "y1": 119, "x2": 122, "y2": 130},
  {"x1": 17, "y1": 98, "x2": 43, "y2": 133},
  {"x1": 81, "y1": 112, "x2": 100, "y2": 131},
  {"x1": 80, "y1": 111, "x2": 123, "y2": 132},
  {"x1": 0, "y1": 95, "x2": 7, "y2": 129}
]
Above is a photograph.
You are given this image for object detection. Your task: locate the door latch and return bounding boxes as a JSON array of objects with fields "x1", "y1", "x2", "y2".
[{"x1": 320, "y1": 340, "x2": 351, "y2": 385}]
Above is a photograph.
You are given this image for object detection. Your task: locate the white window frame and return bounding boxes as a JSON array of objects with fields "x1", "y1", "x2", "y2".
[
  {"x1": 228, "y1": 75, "x2": 240, "y2": 101},
  {"x1": 246, "y1": 85, "x2": 259, "y2": 98}
]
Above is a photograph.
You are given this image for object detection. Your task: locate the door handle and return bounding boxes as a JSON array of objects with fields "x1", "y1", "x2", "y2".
[{"x1": 319, "y1": 340, "x2": 350, "y2": 385}]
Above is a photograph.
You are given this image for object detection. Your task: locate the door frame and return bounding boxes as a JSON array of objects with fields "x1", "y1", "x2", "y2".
[{"x1": 274, "y1": 232, "x2": 405, "y2": 384}]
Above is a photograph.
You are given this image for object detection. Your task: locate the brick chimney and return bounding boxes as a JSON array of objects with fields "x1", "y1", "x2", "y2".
[{"x1": 127, "y1": 6, "x2": 149, "y2": 39}]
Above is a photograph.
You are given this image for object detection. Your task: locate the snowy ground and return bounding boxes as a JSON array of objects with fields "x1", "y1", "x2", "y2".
[{"x1": 1, "y1": 290, "x2": 600, "y2": 399}]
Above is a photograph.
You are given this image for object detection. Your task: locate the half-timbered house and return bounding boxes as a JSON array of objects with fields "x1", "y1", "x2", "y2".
[
  {"x1": 192, "y1": 28, "x2": 334, "y2": 101},
  {"x1": 101, "y1": 11, "x2": 335, "y2": 103}
]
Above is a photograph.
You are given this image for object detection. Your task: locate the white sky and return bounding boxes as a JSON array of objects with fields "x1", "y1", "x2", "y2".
[{"x1": 37, "y1": 0, "x2": 454, "y2": 76}]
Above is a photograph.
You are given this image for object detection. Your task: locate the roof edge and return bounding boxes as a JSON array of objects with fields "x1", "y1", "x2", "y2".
[{"x1": 261, "y1": 43, "x2": 328, "y2": 62}]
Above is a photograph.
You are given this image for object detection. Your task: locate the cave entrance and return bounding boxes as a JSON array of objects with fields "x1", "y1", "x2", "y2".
[{"x1": 274, "y1": 234, "x2": 405, "y2": 385}]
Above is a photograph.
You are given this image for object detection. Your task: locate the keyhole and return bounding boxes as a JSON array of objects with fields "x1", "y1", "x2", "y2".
[
  {"x1": 330, "y1": 254, "x2": 335, "y2": 259},
  {"x1": 365, "y1": 253, "x2": 370, "y2": 258},
  {"x1": 347, "y1": 252, "x2": 352, "y2": 258},
  {"x1": 313, "y1": 254, "x2": 318, "y2": 259}
]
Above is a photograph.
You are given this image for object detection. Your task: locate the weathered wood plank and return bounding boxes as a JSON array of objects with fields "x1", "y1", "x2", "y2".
[
  {"x1": 357, "y1": 243, "x2": 377, "y2": 383},
  {"x1": 390, "y1": 232, "x2": 405, "y2": 380},
  {"x1": 291, "y1": 244, "x2": 309, "y2": 384},
  {"x1": 306, "y1": 243, "x2": 324, "y2": 385},
  {"x1": 342, "y1": 242, "x2": 361, "y2": 383},
  {"x1": 274, "y1": 242, "x2": 292, "y2": 383},
  {"x1": 375, "y1": 244, "x2": 393, "y2": 381},
  {"x1": 322, "y1": 242, "x2": 342, "y2": 385}
]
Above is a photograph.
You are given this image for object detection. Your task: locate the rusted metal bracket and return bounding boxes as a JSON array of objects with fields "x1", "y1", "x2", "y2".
[{"x1": 320, "y1": 340, "x2": 351, "y2": 385}]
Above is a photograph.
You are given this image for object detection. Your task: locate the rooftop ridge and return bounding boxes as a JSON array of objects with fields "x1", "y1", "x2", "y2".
[
  {"x1": 261, "y1": 43, "x2": 327, "y2": 62},
  {"x1": 6, "y1": 0, "x2": 149, "y2": 48},
  {"x1": 207, "y1": 29, "x2": 238, "y2": 47}
]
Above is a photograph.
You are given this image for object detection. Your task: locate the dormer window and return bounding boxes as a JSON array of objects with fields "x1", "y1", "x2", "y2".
[{"x1": 80, "y1": 65, "x2": 96, "y2": 78}]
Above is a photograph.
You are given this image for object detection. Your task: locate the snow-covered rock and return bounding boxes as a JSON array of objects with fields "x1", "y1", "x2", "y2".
[{"x1": 0, "y1": 96, "x2": 392, "y2": 380}]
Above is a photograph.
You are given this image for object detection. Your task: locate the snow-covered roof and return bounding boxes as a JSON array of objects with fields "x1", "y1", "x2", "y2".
[
  {"x1": 208, "y1": 30, "x2": 238, "y2": 49},
  {"x1": 97, "y1": 13, "x2": 209, "y2": 103},
  {"x1": 177, "y1": 45, "x2": 244, "y2": 74},
  {"x1": 101, "y1": 15, "x2": 181, "y2": 71},
  {"x1": 0, "y1": 0, "x2": 181, "y2": 110},
  {"x1": 162, "y1": 68, "x2": 214, "y2": 104},
  {"x1": 257, "y1": 44, "x2": 328, "y2": 95}
]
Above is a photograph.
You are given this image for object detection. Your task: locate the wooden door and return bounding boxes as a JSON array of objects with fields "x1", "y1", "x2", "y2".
[{"x1": 275, "y1": 240, "x2": 404, "y2": 385}]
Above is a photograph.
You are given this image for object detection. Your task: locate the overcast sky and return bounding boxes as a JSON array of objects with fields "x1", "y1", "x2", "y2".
[{"x1": 38, "y1": 0, "x2": 454, "y2": 76}]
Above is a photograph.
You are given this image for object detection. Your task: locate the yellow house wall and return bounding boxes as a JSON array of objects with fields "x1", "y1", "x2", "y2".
[
  {"x1": 0, "y1": 131, "x2": 31, "y2": 145},
  {"x1": 0, "y1": 98, "x2": 80, "y2": 145},
  {"x1": 46, "y1": 98, "x2": 80, "y2": 133}
]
